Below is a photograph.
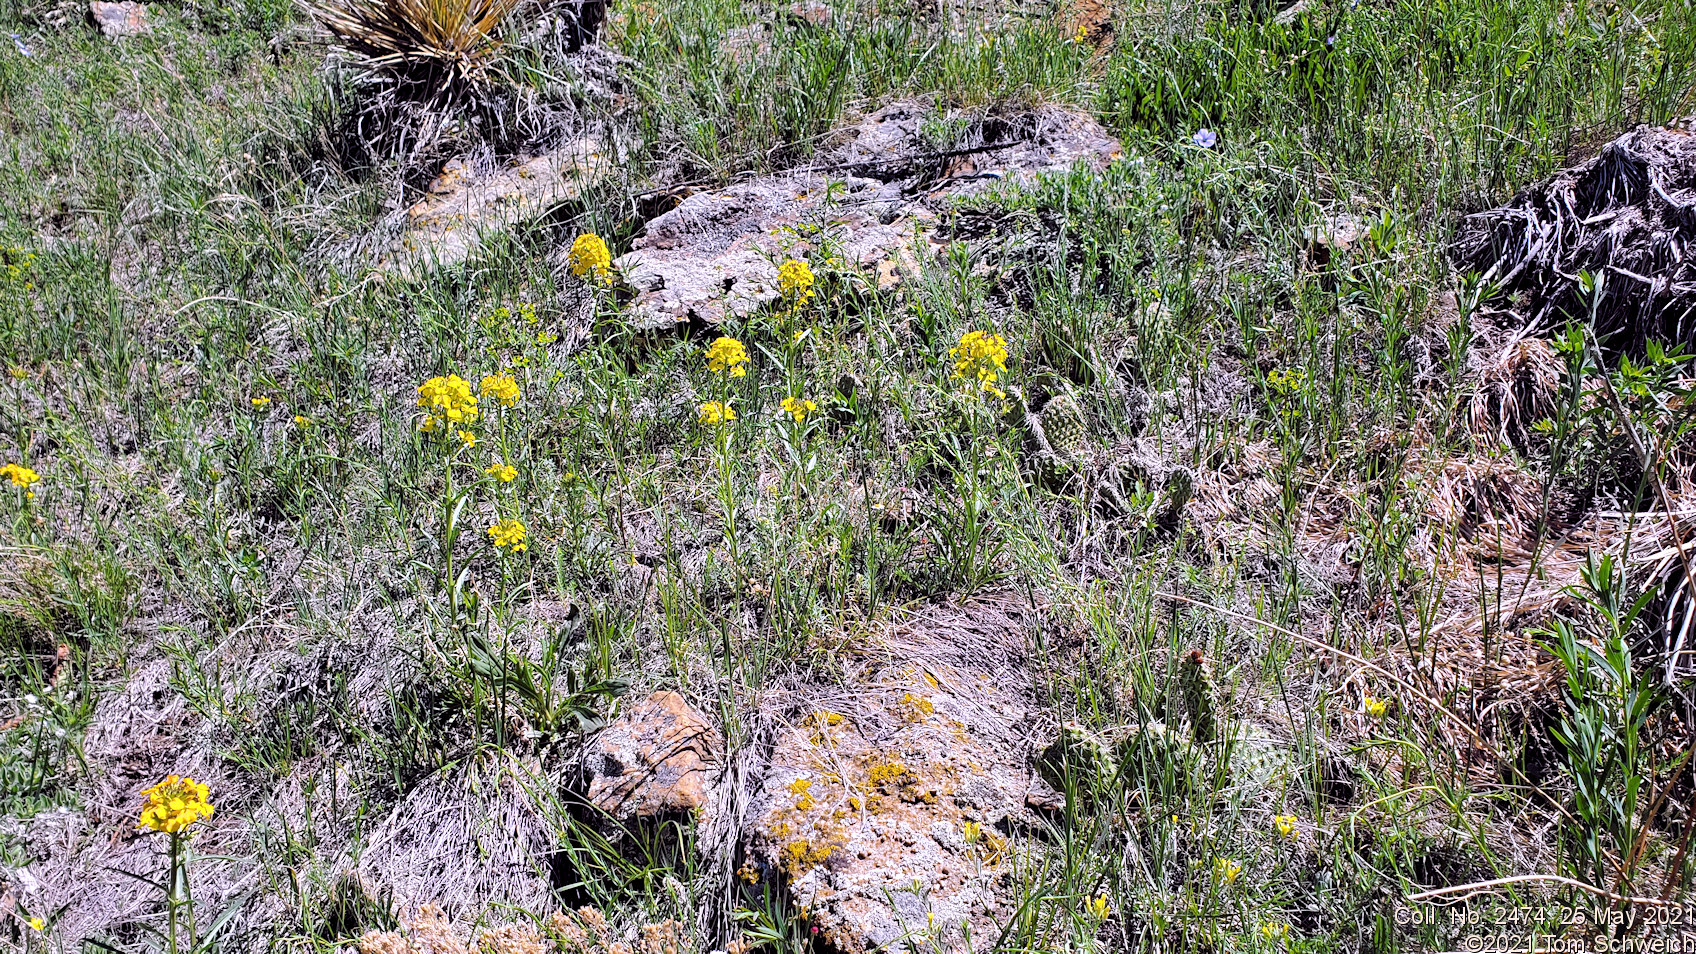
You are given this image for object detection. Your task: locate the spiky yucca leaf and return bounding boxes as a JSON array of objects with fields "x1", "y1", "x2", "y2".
[{"x1": 304, "y1": 0, "x2": 521, "y2": 100}]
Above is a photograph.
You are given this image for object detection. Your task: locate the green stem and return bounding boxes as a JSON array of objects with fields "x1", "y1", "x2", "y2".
[{"x1": 166, "y1": 832, "x2": 181, "y2": 954}]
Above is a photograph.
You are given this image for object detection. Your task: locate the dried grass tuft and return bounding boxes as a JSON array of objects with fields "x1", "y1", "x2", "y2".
[{"x1": 1467, "y1": 336, "x2": 1561, "y2": 452}]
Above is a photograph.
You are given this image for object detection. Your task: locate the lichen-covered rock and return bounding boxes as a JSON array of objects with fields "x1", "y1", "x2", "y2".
[
  {"x1": 89, "y1": 0, "x2": 147, "y2": 36},
  {"x1": 744, "y1": 599, "x2": 1040, "y2": 953},
  {"x1": 604, "y1": 100, "x2": 1121, "y2": 331},
  {"x1": 376, "y1": 137, "x2": 613, "y2": 277},
  {"x1": 583, "y1": 690, "x2": 722, "y2": 821}
]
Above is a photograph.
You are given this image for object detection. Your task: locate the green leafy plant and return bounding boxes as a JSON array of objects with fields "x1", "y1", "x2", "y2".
[{"x1": 1541, "y1": 554, "x2": 1685, "y2": 901}]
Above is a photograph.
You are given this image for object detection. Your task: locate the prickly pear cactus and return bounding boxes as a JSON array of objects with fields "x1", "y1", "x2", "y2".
[
  {"x1": 1037, "y1": 721, "x2": 1117, "y2": 797},
  {"x1": 1112, "y1": 721, "x2": 1176, "y2": 780},
  {"x1": 1178, "y1": 649, "x2": 1218, "y2": 744},
  {"x1": 1039, "y1": 391, "x2": 1089, "y2": 461}
]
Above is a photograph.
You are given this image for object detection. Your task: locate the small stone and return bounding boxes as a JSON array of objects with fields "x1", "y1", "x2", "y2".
[
  {"x1": 788, "y1": 0, "x2": 831, "y2": 25},
  {"x1": 583, "y1": 690, "x2": 722, "y2": 821},
  {"x1": 89, "y1": 0, "x2": 148, "y2": 36}
]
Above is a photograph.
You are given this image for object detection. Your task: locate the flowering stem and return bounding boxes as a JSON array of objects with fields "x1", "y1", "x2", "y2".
[
  {"x1": 715, "y1": 428, "x2": 741, "y2": 571},
  {"x1": 166, "y1": 831, "x2": 181, "y2": 954}
]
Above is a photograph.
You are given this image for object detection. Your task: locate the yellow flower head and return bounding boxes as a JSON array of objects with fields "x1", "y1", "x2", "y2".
[
  {"x1": 778, "y1": 258, "x2": 815, "y2": 301},
  {"x1": 567, "y1": 233, "x2": 612, "y2": 280},
  {"x1": 138, "y1": 775, "x2": 214, "y2": 834},
  {"x1": 1365, "y1": 695, "x2": 1388, "y2": 719},
  {"x1": 698, "y1": 401, "x2": 736, "y2": 426},
  {"x1": 781, "y1": 396, "x2": 818, "y2": 423},
  {"x1": 479, "y1": 373, "x2": 521, "y2": 408},
  {"x1": 292, "y1": 415, "x2": 311, "y2": 428},
  {"x1": 2, "y1": 463, "x2": 40, "y2": 490},
  {"x1": 486, "y1": 461, "x2": 517, "y2": 483},
  {"x1": 28, "y1": 917, "x2": 45, "y2": 932},
  {"x1": 488, "y1": 518, "x2": 527, "y2": 553},
  {"x1": 1273, "y1": 814, "x2": 1298, "y2": 841},
  {"x1": 1262, "y1": 922, "x2": 1290, "y2": 941},
  {"x1": 1213, "y1": 858, "x2": 1241, "y2": 884},
  {"x1": 250, "y1": 396, "x2": 271, "y2": 408},
  {"x1": 950, "y1": 330, "x2": 1010, "y2": 399},
  {"x1": 1085, "y1": 895, "x2": 1111, "y2": 921},
  {"x1": 963, "y1": 820, "x2": 982, "y2": 844},
  {"x1": 417, "y1": 374, "x2": 479, "y2": 434},
  {"x1": 705, "y1": 337, "x2": 750, "y2": 378}
]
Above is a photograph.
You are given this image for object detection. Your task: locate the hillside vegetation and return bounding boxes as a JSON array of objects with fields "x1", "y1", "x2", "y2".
[{"x1": 2, "y1": 0, "x2": 1696, "y2": 950}]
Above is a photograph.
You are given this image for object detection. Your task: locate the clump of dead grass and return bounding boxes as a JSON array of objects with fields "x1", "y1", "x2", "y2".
[{"x1": 1466, "y1": 335, "x2": 1561, "y2": 453}]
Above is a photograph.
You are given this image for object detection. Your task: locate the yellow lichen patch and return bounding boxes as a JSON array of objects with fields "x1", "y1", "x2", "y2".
[
  {"x1": 897, "y1": 691, "x2": 934, "y2": 723},
  {"x1": 777, "y1": 814, "x2": 846, "y2": 880},
  {"x1": 787, "y1": 777, "x2": 817, "y2": 811},
  {"x1": 802, "y1": 710, "x2": 849, "y2": 745}
]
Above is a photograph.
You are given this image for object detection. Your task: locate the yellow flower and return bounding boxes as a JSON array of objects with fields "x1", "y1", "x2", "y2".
[
  {"x1": 705, "y1": 337, "x2": 750, "y2": 378},
  {"x1": 486, "y1": 461, "x2": 517, "y2": 482},
  {"x1": 458, "y1": 430, "x2": 477, "y2": 447},
  {"x1": 138, "y1": 775, "x2": 214, "y2": 834},
  {"x1": 1214, "y1": 858, "x2": 1241, "y2": 884},
  {"x1": 698, "y1": 401, "x2": 736, "y2": 425},
  {"x1": 27, "y1": 917, "x2": 44, "y2": 932},
  {"x1": 250, "y1": 396, "x2": 271, "y2": 408},
  {"x1": 293, "y1": 415, "x2": 311, "y2": 428},
  {"x1": 778, "y1": 258, "x2": 815, "y2": 301},
  {"x1": 567, "y1": 233, "x2": 612, "y2": 280},
  {"x1": 1273, "y1": 814, "x2": 1298, "y2": 841},
  {"x1": 950, "y1": 330, "x2": 1010, "y2": 399},
  {"x1": 488, "y1": 518, "x2": 527, "y2": 553},
  {"x1": 1365, "y1": 695, "x2": 1388, "y2": 719},
  {"x1": 1262, "y1": 922, "x2": 1290, "y2": 940},
  {"x1": 2, "y1": 463, "x2": 40, "y2": 490},
  {"x1": 1085, "y1": 895, "x2": 1111, "y2": 920},
  {"x1": 781, "y1": 396, "x2": 818, "y2": 423},
  {"x1": 479, "y1": 373, "x2": 520, "y2": 408},
  {"x1": 963, "y1": 821, "x2": 982, "y2": 844},
  {"x1": 417, "y1": 374, "x2": 479, "y2": 434}
]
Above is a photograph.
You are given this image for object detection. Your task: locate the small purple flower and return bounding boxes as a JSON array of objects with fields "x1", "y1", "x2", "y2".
[
  {"x1": 10, "y1": 33, "x2": 31, "y2": 56},
  {"x1": 1193, "y1": 128, "x2": 1217, "y2": 149}
]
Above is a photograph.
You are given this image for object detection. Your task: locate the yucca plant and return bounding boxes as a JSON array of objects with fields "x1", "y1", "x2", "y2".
[{"x1": 304, "y1": 0, "x2": 522, "y2": 108}]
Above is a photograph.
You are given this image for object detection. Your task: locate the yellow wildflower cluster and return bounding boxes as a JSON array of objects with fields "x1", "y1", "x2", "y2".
[
  {"x1": 778, "y1": 258, "x2": 815, "y2": 301},
  {"x1": 567, "y1": 233, "x2": 612, "y2": 281},
  {"x1": 1273, "y1": 814, "x2": 1298, "y2": 841},
  {"x1": 1262, "y1": 921, "x2": 1290, "y2": 941},
  {"x1": 705, "y1": 337, "x2": 749, "y2": 377},
  {"x1": 488, "y1": 518, "x2": 527, "y2": 553},
  {"x1": 950, "y1": 330, "x2": 1010, "y2": 399},
  {"x1": 250, "y1": 396, "x2": 271, "y2": 408},
  {"x1": 479, "y1": 373, "x2": 521, "y2": 408},
  {"x1": 697, "y1": 401, "x2": 735, "y2": 426},
  {"x1": 1085, "y1": 895, "x2": 1111, "y2": 920},
  {"x1": 1365, "y1": 695, "x2": 1388, "y2": 719},
  {"x1": 294, "y1": 415, "x2": 312, "y2": 428},
  {"x1": 2, "y1": 463, "x2": 40, "y2": 498},
  {"x1": 1213, "y1": 858, "x2": 1242, "y2": 884},
  {"x1": 418, "y1": 375, "x2": 479, "y2": 435},
  {"x1": 486, "y1": 461, "x2": 517, "y2": 483},
  {"x1": 3, "y1": 247, "x2": 36, "y2": 289},
  {"x1": 780, "y1": 396, "x2": 817, "y2": 422},
  {"x1": 138, "y1": 775, "x2": 214, "y2": 834}
]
